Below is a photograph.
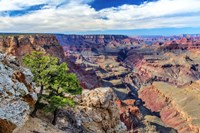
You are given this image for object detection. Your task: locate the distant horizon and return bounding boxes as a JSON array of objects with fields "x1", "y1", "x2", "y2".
[{"x1": 0, "y1": 28, "x2": 200, "y2": 37}]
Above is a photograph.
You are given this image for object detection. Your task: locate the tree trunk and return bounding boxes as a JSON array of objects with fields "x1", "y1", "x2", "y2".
[
  {"x1": 52, "y1": 108, "x2": 58, "y2": 125},
  {"x1": 31, "y1": 85, "x2": 44, "y2": 117}
]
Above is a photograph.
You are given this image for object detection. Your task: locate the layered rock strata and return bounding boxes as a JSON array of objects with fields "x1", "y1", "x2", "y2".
[
  {"x1": 0, "y1": 34, "x2": 65, "y2": 61},
  {"x1": 139, "y1": 81, "x2": 200, "y2": 132}
]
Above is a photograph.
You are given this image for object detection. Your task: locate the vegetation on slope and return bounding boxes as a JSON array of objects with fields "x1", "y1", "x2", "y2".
[{"x1": 23, "y1": 51, "x2": 82, "y2": 125}]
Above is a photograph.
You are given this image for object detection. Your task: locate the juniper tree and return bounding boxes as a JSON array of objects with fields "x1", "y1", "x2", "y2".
[
  {"x1": 42, "y1": 62, "x2": 82, "y2": 125},
  {"x1": 23, "y1": 51, "x2": 82, "y2": 122}
]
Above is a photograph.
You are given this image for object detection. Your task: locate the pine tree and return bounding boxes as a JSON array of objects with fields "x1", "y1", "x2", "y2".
[
  {"x1": 23, "y1": 51, "x2": 82, "y2": 124},
  {"x1": 42, "y1": 62, "x2": 82, "y2": 125}
]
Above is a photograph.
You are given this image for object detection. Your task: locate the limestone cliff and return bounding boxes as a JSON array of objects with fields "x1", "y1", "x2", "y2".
[
  {"x1": 0, "y1": 53, "x2": 37, "y2": 133},
  {"x1": 0, "y1": 34, "x2": 65, "y2": 61}
]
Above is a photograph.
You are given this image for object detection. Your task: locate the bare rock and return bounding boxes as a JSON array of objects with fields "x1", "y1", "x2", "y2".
[
  {"x1": 0, "y1": 34, "x2": 65, "y2": 61},
  {"x1": 57, "y1": 87, "x2": 127, "y2": 133},
  {"x1": 139, "y1": 81, "x2": 200, "y2": 133},
  {"x1": 0, "y1": 53, "x2": 37, "y2": 133}
]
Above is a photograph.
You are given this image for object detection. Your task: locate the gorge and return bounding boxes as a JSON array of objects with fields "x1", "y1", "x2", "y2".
[{"x1": 0, "y1": 33, "x2": 200, "y2": 133}]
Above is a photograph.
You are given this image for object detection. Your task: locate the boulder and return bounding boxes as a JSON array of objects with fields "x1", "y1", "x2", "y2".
[{"x1": 57, "y1": 87, "x2": 127, "y2": 133}]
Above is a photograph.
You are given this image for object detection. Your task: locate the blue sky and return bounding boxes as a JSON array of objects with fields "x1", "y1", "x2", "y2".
[
  {"x1": 0, "y1": 0, "x2": 200, "y2": 35},
  {"x1": 90, "y1": 0, "x2": 156, "y2": 10}
]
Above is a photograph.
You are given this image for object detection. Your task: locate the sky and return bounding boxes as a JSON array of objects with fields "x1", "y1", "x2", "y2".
[{"x1": 0, "y1": 0, "x2": 200, "y2": 35}]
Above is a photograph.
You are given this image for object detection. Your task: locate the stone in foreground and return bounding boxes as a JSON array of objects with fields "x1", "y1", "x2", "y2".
[
  {"x1": 0, "y1": 53, "x2": 37, "y2": 133},
  {"x1": 57, "y1": 87, "x2": 127, "y2": 133}
]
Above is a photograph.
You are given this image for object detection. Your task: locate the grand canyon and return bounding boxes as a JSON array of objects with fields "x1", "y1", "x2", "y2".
[
  {"x1": 1, "y1": 0, "x2": 200, "y2": 133},
  {"x1": 0, "y1": 33, "x2": 199, "y2": 133}
]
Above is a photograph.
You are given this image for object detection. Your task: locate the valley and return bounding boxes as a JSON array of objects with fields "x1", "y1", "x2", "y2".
[
  {"x1": 56, "y1": 34, "x2": 200, "y2": 132},
  {"x1": 0, "y1": 34, "x2": 200, "y2": 133},
  {"x1": 1, "y1": 1, "x2": 200, "y2": 133}
]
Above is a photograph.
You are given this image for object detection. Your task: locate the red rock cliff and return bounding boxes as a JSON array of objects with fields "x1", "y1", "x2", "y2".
[
  {"x1": 139, "y1": 81, "x2": 200, "y2": 133},
  {"x1": 0, "y1": 34, "x2": 65, "y2": 61}
]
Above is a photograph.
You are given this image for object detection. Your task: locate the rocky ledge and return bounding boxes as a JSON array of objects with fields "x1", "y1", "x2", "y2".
[
  {"x1": 0, "y1": 53, "x2": 37, "y2": 133},
  {"x1": 56, "y1": 87, "x2": 127, "y2": 133},
  {"x1": 139, "y1": 81, "x2": 200, "y2": 133}
]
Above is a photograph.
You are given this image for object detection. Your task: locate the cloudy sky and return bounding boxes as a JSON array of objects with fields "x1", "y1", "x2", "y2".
[{"x1": 0, "y1": 0, "x2": 200, "y2": 35}]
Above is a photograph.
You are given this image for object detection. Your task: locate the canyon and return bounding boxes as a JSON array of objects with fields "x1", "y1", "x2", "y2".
[
  {"x1": 57, "y1": 34, "x2": 200, "y2": 132},
  {"x1": 0, "y1": 34, "x2": 200, "y2": 133},
  {"x1": 0, "y1": 34, "x2": 65, "y2": 61}
]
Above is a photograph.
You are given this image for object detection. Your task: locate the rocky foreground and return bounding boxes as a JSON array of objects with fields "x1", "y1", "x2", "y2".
[
  {"x1": 56, "y1": 87, "x2": 127, "y2": 133},
  {"x1": 0, "y1": 53, "x2": 37, "y2": 133}
]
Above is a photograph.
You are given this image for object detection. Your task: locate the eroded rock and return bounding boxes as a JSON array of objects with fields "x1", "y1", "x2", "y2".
[
  {"x1": 0, "y1": 53, "x2": 37, "y2": 133},
  {"x1": 139, "y1": 81, "x2": 200, "y2": 133},
  {"x1": 0, "y1": 34, "x2": 65, "y2": 61},
  {"x1": 57, "y1": 87, "x2": 127, "y2": 133}
]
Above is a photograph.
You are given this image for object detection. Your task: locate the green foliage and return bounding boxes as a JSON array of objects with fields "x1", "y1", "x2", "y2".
[
  {"x1": 23, "y1": 51, "x2": 58, "y2": 87},
  {"x1": 43, "y1": 96, "x2": 75, "y2": 112},
  {"x1": 23, "y1": 51, "x2": 82, "y2": 113},
  {"x1": 48, "y1": 62, "x2": 82, "y2": 95}
]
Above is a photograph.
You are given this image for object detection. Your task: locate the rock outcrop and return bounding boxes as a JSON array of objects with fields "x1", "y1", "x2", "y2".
[
  {"x1": 139, "y1": 81, "x2": 200, "y2": 133},
  {"x1": 116, "y1": 99, "x2": 141, "y2": 132},
  {"x1": 14, "y1": 117, "x2": 64, "y2": 133},
  {"x1": 116, "y1": 99, "x2": 177, "y2": 133},
  {"x1": 0, "y1": 53, "x2": 37, "y2": 133},
  {"x1": 56, "y1": 87, "x2": 127, "y2": 133},
  {"x1": 0, "y1": 34, "x2": 65, "y2": 61}
]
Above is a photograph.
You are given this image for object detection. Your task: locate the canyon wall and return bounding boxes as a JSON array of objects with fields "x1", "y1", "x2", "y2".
[
  {"x1": 56, "y1": 34, "x2": 129, "y2": 46},
  {"x1": 125, "y1": 48, "x2": 200, "y2": 86},
  {"x1": 56, "y1": 34, "x2": 140, "y2": 55},
  {"x1": 139, "y1": 81, "x2": 200, "y2": 133},
  {"x1": 0, "y1": 34, "x2": 65, "y2": 61}
]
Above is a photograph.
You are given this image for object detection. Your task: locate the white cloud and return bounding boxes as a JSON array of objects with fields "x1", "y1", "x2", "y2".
[{"x1": 0, "y1": 0, "x2": 200, "y2": 33}]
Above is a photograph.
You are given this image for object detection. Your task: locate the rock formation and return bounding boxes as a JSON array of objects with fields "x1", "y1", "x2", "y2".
[
  {"x1": 67, "y1": 63, "x2": 102, "y2": 89},
  {"x1": 139, "y1": 81, "x2": 200, "y2": 133},
  {"x1": 125, "y1": 47, "x2": 200, "y2": 86},
  {"x1": 116, "y1": 99, "x2": 177, "y2": 133},
  {"x1": 13, "y1": 117, "x2": 64, "y2": 133},
  {"x1": 0, "y1": 53, "x2": 37, "y2": 133},
  {"x1": 0, "y1": 34, "x2": 65, "y2": 61},
  {"x1": 116, "y1": 99, "x2": 141, "y2": 132},
  {"x1": 56, "y1": 87, "x2": 127, "y2": 133}
]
